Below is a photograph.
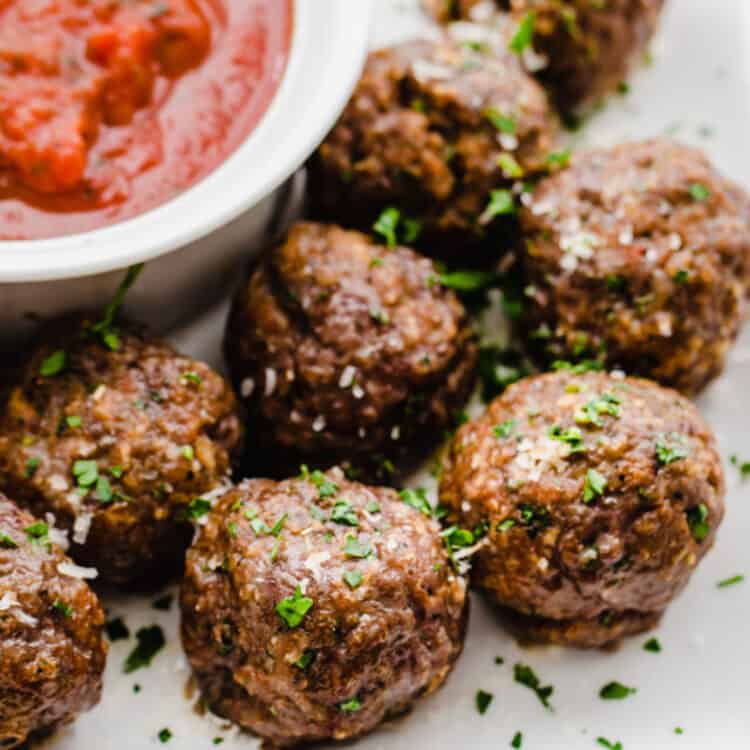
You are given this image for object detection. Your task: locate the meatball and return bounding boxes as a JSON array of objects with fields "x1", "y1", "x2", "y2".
[
  {"x1": 0, "y1": 315, "x2": 242, "y2": 586},
  {"x1": 181, "y1": 470, "x2": 468, "y2": 747},
  {"x1": 0, "y1": 495, "x2": 107, "y2": 748},
  {"x1": 519, "y1": 139, "x2": 750, "y2": 395},
  {"x1": 225, "y1": 221, "x2": 478, "y2": 483},
  {"x1": 423, "y1": 0, "x2": 665, "y2": 112},
  {"x1": 439, "y1": 371, "x2": 725, "y2": 648},
  {"x1": 308, "y1": 37, "x2": 558, "y2": 255}
]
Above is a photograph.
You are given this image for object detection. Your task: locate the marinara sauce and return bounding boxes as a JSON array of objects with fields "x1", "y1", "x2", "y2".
[{"x1": 0, "y1": 0, "x2": 292, "y2": 239}]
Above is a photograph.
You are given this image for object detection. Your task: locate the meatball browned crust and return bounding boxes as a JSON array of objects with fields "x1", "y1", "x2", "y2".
[
  {"x1": 225, "y1": 222, "x2": 478, "y2": 483},
  {"x1": 181, "y1": 470, "x2": 468, "y2": 748},
  {"x1": 439, "y1": 371, "x2": 725, "y2": 648},
  {"x1": 0, "y1": 315, "x2": 242, "y2": 586},
  {"x1": 308, "y1": 37, "x2": 558, "y2": 254},
  {"x1": 423, "y1": 0, "x2": 665, "y2": 111},
  {"x1": 0, "y1": 496, "x2": 107, "y2": 748},
  {"x1": 519, "y1": 139, "x2": 750, "y2": 395}
]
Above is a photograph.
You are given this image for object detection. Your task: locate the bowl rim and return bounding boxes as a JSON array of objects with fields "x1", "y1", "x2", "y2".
[{"x1": 0, "y1": 0, "x2": 372, "y2": 283}]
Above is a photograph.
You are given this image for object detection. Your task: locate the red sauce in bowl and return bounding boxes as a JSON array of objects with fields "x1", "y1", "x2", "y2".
[{"x1": 0, "y1": 0, "x2": 293, "y2": 240}]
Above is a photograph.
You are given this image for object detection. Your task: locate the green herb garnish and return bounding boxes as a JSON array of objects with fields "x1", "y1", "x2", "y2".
[
  {"x1": 276, "y1": 586, "x2": 313, "y2": 628},
  {"x1": 124, "y1": 625, "x2": 165, "y2": 673}
]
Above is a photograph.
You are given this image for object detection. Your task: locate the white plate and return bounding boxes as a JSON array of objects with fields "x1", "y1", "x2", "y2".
[{"x1": 48, "y1": 1, "x2": 750, "y2": 748}]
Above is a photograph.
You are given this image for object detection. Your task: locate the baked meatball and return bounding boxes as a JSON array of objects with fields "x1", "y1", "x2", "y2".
[
  {"x1": 439, "y1": 371, "x2": 724, "y2": 648},
  {"x1": 225, "y1": 222, "x2": 478, "y2": 483},
  {"x1": 423, "y1": 0, "x2": 665, "y2": 111},
  {"x1": 308, "y1": 37, "x2": 558, "y2": 255},
  {"x1": 0, "y1": 315, "x2": 242, "y2": 586},
  {"x1": 181, "y1": 470, "x2": 468, "y2": 748},
  {"x1": 0, "y1": 495, "x2": 107, "y2": 748},
  {"x1": 519, "y1": 139, "x2": 750, "y2": 395}
]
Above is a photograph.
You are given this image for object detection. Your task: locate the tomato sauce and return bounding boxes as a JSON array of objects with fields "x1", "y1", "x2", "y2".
[{"x1": 0, "y1": 0, "x2": 293, "y2": 240}]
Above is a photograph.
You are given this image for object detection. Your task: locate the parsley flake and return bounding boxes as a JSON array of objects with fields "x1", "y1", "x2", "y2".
[
  {"x1": 513, "y1": 663, "x2": 553, "y2": 709},
  {"x1": 276, "y1": 586, "x2": 313, "y2": 628},
  {"x1": 476, "y1": 690, "x2": 494, "y2": 715},
  {"x1": 509, "y1": 11, "x2": 536, "y2": 54},
  {"x1": 124, "y1": 625, "x2": 165, "y2": 673},
  {"x1": 599, "y1": 681, "x2": 636, "y2": 700},
  {"x1": 583, "y1": 469, "x2": 607, "y2": 503},
  {"x1": 39, "y1": 350, "x2": 66, "y2": 377}
]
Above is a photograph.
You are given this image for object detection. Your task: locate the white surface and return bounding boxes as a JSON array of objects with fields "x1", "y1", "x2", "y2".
[{"x1": 47, "y1": 2, "x2": 750, "y2": 749}]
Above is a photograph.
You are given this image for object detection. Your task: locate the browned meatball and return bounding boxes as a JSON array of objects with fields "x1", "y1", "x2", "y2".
[
  {"x1": 225, "y1": 222, "x2": 478, "y2": 483},
  {"x1": 0, "y1": 315, "x2": 242, "y2": 586},
  {"x1": 519, "y1": 139, "x2": 750, "y2": 395},
  {"x1": 308, "y1": 37, "x2": 558, "y2": 255},
  {"x1": 181, "y1": 470, "x2": 468, "y2": 748},
  {"x1": 439, "y1": 371, "x2": 725, "y2": 648},
  {"x1": 0, "y1": 496, "x2": 107, "y2": 748},
  {"x1": 423, "y1": 0, "x2": 665, "y2": 112}
]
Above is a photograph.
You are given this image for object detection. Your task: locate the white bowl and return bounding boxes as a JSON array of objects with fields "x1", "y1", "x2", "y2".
[{"x1": 0, "y1": 0, "x2": 371, "y2": 342}]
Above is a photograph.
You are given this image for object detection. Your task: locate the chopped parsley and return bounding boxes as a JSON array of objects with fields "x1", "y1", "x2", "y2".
[
  {"x1": 366, "y1": 500, "x2": 381, "y2": 514},
  {"x1": 656, "y1": 433, "x2": 689, "y2": 466},
  {"x1": 686, "y1": 504, "x2": 710, "y2": 542},
  {"x1": 494, "y1": 419, "x2": 517, "y2": 439},
  {"x1": 545, "y1": 149, "x2": 572, "y2": 169},
  {"x1": 52, "y1": 600, "x2": 73, "y2": 618},
  {"x1": 717, "y1": 574, "x2": 744, "y2": 588},
  {"x1": 400, "y1": 487, "x2": 433, "y2": 517},
  {"x1": 511, "y1": 732, "x2": 523, "y2": 749},
  {"x1": 24, "y1": 521, "x2": 50, "y2": 549},
  {"x1": 583, "y1": 469, "x2": 607, "y2": 503},
  {"x1": 597, "y1": 739, "x2": 623, "y2": 750},
  {"x1": 599, "y1": 681, "x2": 637, "y2": 700},
  {"x1": 330, "y1": 500, "x2": 359, "y2": 527},
  {"x1": 517, "y1": 503, "x2": 551, "y2": 537},
  {"x1": 509, "y1": 11, "x2": 536, "y2": 54},
  {"x1": 485, "y1": 107, "x2": 516, "y2": 134},
  {"x1": 276, "y1": 586, "x2": 313, "y2": 628},
  {"x1": 343, "y1": 534, "x2": 372, "y2": 559},
  {"x1": 181, "y1": 445, "x2": 195, "y2": 461},
  {"x1": 72, "y1": 459, "x2": 98, "y2": 490},
  {"x1": 340, "y1": 697, "x2": 362, "y2": 713},
  {"x1": 294, "y1": 649, "x2": 316, "y2": 670},
  {"x1": 497, "y1": 519, "x2": 516, "y2": 533},
  {"x1": 66, "y1": 415, "x2": 82, "y2": 429},
  {"x1": 438, "y1": 269, "x2": 497, "y2": 293},
  {"x1": 182, "y1": 371, "x2": 202, "y2": 386},
  {"x1": 689, "y1": 183, "x2": 710, "y2": 202},
  {"x1": 105, "y1": 617, "x2": 130, "y2": 642},
  {"x1": 0, "y1": 530, "x2": 19, "y2": 549},
  {"x1": 372, "y1": 207, "x2": 421, "y2": 248},
  {"x1": 95, "y1": 476, "x2": 113, "y2": 504},
  {"x1": 643, "y1": 637, "x2": 662, "y2": 653},
  {"x1": 158, "y1": 728, "x2": 172, "y2": 743},
  {"x1": 186, "y1": 497, "x2": 211, "y2": 520},
  {"x1": 300, "y1": 466, "x2": 338, "y2": 499},
  {"x1": 24, "y1": 457, "x2": 40, "y2": 478},
  {"x1": 86, "y1": 263, "x2": 144, "y2": 351},
  {"x1": 549, "y1": 425, "x2": 585, "y2": 453},
  {"x1": 513, "y1": 663, "x2": 553, "y2": 709},
  {"x1": 730, "y1": 454, "x2": 750, "y2": 478},
  {"x1": 343, "y1": 570, "x2": 363, "y2": 589},
  {"x1": 482, "y1": 189, "x2": 516, "y2": 223},
  {"x1": 39, "y1": 350, "x2": 66, "y2": 377},
  {"x1": 476, "y1": 689, "x2": 493, "y2": 715},
  {"x1": 575, "y1": 393, "x2": 622, "y2": 427},
  {"x1": 124, "y1": 625, "x2": 165, "y2": 673}
]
